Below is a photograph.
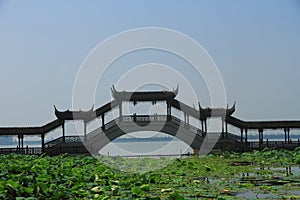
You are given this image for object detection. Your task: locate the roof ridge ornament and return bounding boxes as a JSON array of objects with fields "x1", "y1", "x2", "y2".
[
  {"x1": 173, "y1": 84, "x2": 179, "y2": 96},
  {"x1": 198, "y1": 101, "x2": 236, "y2": 119},
  {"x1": 54, "y1": 105, "x2": 94, "y2": 120}
]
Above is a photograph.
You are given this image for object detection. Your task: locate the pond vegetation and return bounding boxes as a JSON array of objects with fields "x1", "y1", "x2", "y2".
[{"x1": 0, "y1": 147, "x2": 300, "y2": 199}]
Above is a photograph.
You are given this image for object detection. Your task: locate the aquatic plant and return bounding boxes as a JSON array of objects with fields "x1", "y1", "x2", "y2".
[{"x1": 0, "y1": 149, "x2": 299, "y2": 199}]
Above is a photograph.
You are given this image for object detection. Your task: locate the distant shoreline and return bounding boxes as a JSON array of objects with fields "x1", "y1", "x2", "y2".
[{"x1": 0, "y1": 134, "x2": 299, "y2": 148}]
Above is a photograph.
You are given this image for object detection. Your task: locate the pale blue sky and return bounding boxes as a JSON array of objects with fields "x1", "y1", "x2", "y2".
[{"x1": 0, "y1": 0, "x2": 300, "y2": 127}]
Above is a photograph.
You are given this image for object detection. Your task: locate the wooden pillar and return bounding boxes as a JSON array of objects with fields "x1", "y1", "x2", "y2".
[
  {"x1": 18, "y1": 135, "x2": 21, "y2": 148},
  {"x1": 240, "y1": 129, "x2": 243, "y2": 143},
  {"x1": 21, "y1": 135, "x2": 24, "y2": 151},
  {"x1": 62, "y1": 122, "x2": 65, "y2": 143},
  {"x1": 287, "y1": 128, "x2": 290, "y2": 143},
  {"x1": 205, "y1": 120, "x2": 207, "y2": 133},
  {"x1": 259, "y1": 129, "x2": 263, "y2": 144},
  {"x1": 201, "y1": 120, "x2": 204, "y2": 136},
  {"x1": 101, "y1": 114, "x2": 105, "y2": 131},
  {"x1": 186, "y1": 115, "x2": 189, "y2": 126},
  {"x1": 119, "y1": 102, "x2": 122, "y2": 118},
  {"x1": 225, "y1": 122, "x2": 228, "y2": 135},
  {"x1": 17, "y1": 135, "x2": 21, "y2": 153},
  {"x1": 284, "y1": 128, "x2": 287, "y2": 143},
  {"x1": 166, "y1": 101, "x2": 171, "y2": 121},
  {"x1": 41, "y1": 134, "x2": 45, "y2": 153},
  {"x1": 84, "y1": 121, "x2": 87, "y2": 142},
  {"x1": 245, "y1": 129, "x2": 248, "y2": 143},
  {"x1": 221, "y1": 119, "x2": 224, "y2": 139}
]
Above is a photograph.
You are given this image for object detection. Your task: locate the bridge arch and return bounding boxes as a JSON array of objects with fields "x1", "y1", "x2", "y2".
[
  {"x1": 83, "y1": 115, "x2": 205, "y2": 155},
  {"x1": 99, "y1": 131, "x2": 192, "y2": 155}
]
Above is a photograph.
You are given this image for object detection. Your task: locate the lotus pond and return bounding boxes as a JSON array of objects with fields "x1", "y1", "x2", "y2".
[{"x1": 1, "y1": 148, "x2": 300, "y2": 199}]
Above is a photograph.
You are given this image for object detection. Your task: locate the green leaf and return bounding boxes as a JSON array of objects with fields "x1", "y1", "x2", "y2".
[{"x1": 131, "y1": 186, "x2": 144, "y2": 196}]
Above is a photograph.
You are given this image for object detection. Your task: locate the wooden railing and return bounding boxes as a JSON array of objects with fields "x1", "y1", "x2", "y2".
[
  {"x1": 45, "y1": 136, "x2": 83, "y2": 148},
  {"x1": 249, "y1": 140, "x2": 300, "y2": 150},
  {"x1": 0, "y1": 146, "x2": 42, "y2": 155},
  {"x1": 103, "y1": 115, "x2": 206, "y2": 135}
]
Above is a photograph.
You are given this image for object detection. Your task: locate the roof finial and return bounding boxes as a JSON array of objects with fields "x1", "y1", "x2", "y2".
[{"x1": 173, "y1": 84, "x2": 179, "y2": 95}]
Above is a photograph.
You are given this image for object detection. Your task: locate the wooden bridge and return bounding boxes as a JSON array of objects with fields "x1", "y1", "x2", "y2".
[{"x1": 1, "y1": 86, "x2": 300, "y2": 155}]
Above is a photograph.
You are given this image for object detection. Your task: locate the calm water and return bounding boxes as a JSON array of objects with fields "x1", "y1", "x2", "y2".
[
  {"x1": 99, "y1": 140, "x2": 192, "y2": 156},
  {"x1": 0, "y1": 140, "x2": 192, "y2": 156}
]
